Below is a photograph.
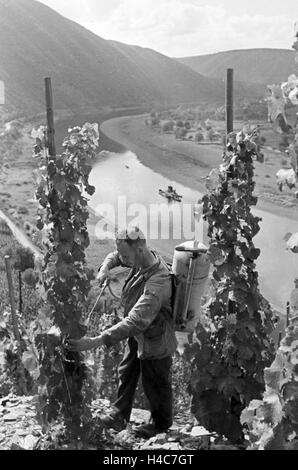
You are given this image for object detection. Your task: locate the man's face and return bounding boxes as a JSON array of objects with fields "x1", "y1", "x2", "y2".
[{"x1": 116, "y1": 241, "x2": 138, "y2": 267}]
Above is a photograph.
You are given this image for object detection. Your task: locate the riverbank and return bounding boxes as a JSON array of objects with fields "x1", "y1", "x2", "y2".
[{"x1": 101, "y1": 115, "x2": 298, "y2": 221}]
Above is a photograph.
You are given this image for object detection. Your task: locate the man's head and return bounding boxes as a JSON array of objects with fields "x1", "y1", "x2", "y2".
[{"x1": 115, "y1": 226, "x2": 148, "y2": 267}]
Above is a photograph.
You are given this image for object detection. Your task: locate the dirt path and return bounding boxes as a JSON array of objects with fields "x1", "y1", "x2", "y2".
[
  {"x1": 101, "y1": 115, "x2": 298, "y2": 221},
  {"x1": 0, "y1": 209, "x2": 42, "y2": 260}
]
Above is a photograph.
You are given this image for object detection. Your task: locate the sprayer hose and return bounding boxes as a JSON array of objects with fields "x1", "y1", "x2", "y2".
[{"x1": 107, "y1": 281, "x2": 121, "y2": 301}]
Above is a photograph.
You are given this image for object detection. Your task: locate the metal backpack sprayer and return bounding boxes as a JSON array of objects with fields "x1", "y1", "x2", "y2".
[{"x1": 171, "y1": 240, "x2": 210, "y2": 349}]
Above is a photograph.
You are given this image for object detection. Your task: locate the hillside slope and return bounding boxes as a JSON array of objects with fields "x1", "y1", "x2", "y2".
[
  {"x1": 109, "y1": 40, "x2": 265, "y2": 103},
  {"x1": 0, "y1": 0, "x2": 227, "y2": 115},
  {"x1": 177, "y1": 49, "x2": 296, "y2": 85}
]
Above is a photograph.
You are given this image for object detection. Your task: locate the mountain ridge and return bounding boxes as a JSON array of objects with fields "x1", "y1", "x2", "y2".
[
  {"x1": 0, "y1": 0, "x2": 265, "y2": 116},
  {"x1": 177, "y1": 48, "x2": 297, "y2": 85}
]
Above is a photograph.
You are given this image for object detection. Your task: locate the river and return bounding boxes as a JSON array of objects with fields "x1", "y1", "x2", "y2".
[{"x1": 89, "y1": 150, "x2": 298, "y2": 312}]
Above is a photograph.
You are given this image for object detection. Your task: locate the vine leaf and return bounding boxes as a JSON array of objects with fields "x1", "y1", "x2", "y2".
[{"x1": 22, "y1": 348, "x2": 40, "y2": 380}]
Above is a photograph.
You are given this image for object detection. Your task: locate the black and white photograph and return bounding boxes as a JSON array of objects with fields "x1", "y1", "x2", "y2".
[{"x1": 0, "y1": 0, "x2": 298, "y2": 455}]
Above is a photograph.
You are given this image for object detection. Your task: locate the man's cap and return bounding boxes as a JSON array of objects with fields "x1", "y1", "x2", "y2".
[{"x1": 116, "y1": 226, "x2": 146, "y2": 244}]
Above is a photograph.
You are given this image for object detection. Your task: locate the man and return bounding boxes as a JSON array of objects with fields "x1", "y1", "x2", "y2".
[{"x1": 68, "y1": 226, "x2": 177, "y2": 438}]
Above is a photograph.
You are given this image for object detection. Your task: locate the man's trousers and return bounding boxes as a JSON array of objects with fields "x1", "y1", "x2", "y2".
[{"x1": 112, "y1": 337, "x2": 173, "y2": 430}]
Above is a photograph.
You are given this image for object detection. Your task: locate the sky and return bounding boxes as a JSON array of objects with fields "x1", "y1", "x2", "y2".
[{"x1": 38, "y1": 0, "x2": 298, "y2": 57}]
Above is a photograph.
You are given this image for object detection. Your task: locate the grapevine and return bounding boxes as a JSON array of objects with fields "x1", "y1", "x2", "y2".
[
  {"x1": 240, "y1": 22, "x2": 298, "y2": 450},
  {"x1": 241, "y1": 315, "x2": 298, "y2": 450},
  {"x1": 32, "y1": 122, "x2": 99, "y2": 440},
  {"x1": 186, "y1": 129, "x2": 278, "y2": 443}
]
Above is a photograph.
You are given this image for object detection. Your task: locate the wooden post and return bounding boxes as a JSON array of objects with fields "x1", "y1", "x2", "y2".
[
  {"x1": 226, "y1": 68, "x2": 234, "y2": 135},
  {"x1": 18, "y1": 270, "x2": 22, "y2": 316},
  {"x1": 5, "y1": 256, "x2": 28, "y2": 395},
  {"x1": 5, "y1": 256, "x2": 21, "y2": 343},
  {"x1": 286, "y1": 301, "x2": 290, "y2": 327},
  {"x1": 44, "y1": 77, "x2": 56, "y2": 157}
]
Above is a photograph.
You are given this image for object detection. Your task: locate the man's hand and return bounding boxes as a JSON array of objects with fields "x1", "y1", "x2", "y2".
[
  {"x1": 67, "y1": 336, "x2": 103, "y2": 352},
  {"x1": 96, "y1": 266, "x2": 110, "y2": 286}
]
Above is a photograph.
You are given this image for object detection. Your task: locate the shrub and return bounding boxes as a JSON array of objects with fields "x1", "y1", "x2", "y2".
[
  {"x1": 18, "y1": 206, "x2": 29, "y2": 215},
  {"x1": 175, "y1": 127, "x2": 187, "y2": 140},
  {"x1": 23, "y1": 268, "x2": 38, "y2": 288},
  {"x1": 151, "y1": 117, "x2": 160, "y2": 127},
  {"x1": 5, "y1": 246, "x2": 35, "y2": 273}
]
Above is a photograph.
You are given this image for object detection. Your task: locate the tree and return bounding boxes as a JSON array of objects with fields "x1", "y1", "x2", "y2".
[
  {"x1": 161, "y1": 120, "x2": 175, "y2": 133},
  {"x1": 175, "y1": 127, "x2": 187, "y2": 140},
  {"x1": 207, "y1": 129, "x2": 215, "y2": 142},
  {"x1": 195, "y1": 132, "x2": 204, "y2": 143},
  {"x1": 23, "y1": 268, "x2": 38, "y2": 288}
]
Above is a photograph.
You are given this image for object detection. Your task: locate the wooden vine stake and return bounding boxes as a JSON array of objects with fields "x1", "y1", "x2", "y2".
[
  {"x1": 5, "y1": 256, "x2": 21, "y2": 343},
  {"x1": 4, "y1": 255, "x2": 28, "y2": 395},
  {"x1": 18, "y1": 270, "x2": 22, "y2": 315},
  {"x1": 44, "y1": 77, "x2": 56, "y2": 157},
  {"x1": 286, "y1": 301, "x2": 290, "y2": 327},
  {"x1": 226, "y1": 68, "x2": 234, "y2": 135}
]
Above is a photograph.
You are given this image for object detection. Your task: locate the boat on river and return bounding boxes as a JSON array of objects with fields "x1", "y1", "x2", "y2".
[{"x1": 159, "y1": 186, "x2": 183, "y2": 202}]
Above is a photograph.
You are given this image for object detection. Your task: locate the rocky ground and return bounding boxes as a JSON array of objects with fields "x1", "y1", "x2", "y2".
[{"x1": 0, "y1": 394, "x2": 226, "y2": 451}]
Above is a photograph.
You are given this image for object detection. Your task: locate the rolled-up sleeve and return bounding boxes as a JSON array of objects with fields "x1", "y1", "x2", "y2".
[
  {"x1": 98, "y1": 251, "x2": 122, "y2": 272},
  {"x1": 101, "y1": 282, "x2": 163, "y2": 347}
]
